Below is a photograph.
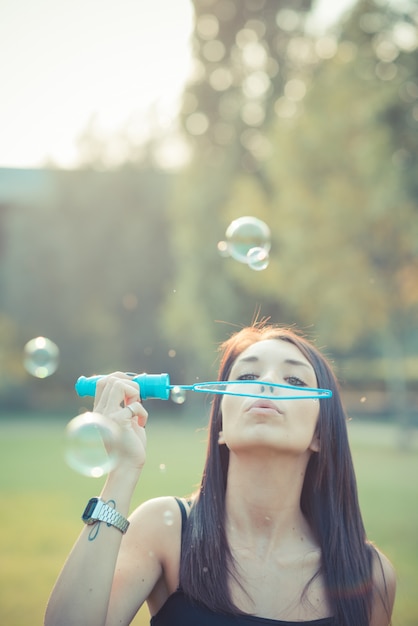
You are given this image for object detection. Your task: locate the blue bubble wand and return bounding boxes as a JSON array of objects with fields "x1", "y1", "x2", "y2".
[{"x1": 75, "y1": 373, "x2": 332, "y2": 401}]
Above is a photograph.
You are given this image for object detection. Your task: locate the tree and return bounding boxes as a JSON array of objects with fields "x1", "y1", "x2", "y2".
[{"x1": 162, "y1": 0, "x2": 315, "y2": 378}]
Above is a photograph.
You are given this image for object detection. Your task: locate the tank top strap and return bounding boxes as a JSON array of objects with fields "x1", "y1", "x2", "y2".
[{"x1": 174, "y1": 497, "x2": 189, "y2": 540}]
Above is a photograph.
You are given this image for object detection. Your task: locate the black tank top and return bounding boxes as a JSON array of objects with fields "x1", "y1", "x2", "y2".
[
  {"x1": 150, "y1": 499, "x2": 336, "y2": 626},
  {"x1": 150, "y1": 590, "x2": 335, "y2": 625}
]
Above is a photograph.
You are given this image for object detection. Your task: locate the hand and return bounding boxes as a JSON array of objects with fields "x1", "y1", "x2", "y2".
[{"x1": 93, "y1": 372, "x2": 148, "y2": 472}]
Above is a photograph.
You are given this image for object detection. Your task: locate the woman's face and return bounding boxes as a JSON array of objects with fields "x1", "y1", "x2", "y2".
[{"x1": 218, "y1": 339, "x2": 320, "y2": 456}]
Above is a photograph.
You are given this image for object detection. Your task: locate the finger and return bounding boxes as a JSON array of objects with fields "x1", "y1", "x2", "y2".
[
  {"x1": 96, "y1": 372, "x2": 141, "y2": 397},
  {"x1": 132, "y1": 420, "x2": 147, "y2": 448},
  {"x1": 124, "y1": 382, "x2": 142, "y2": 406},
  {"x1": 95, "y1": 376, "x2": 141, "y2": 413},
  {"x1": 95, "y1": 371, "x2": 128, "y2": 393},
  {"x1": 125, "y1": 401, "x2": 148, "y2": 428}
]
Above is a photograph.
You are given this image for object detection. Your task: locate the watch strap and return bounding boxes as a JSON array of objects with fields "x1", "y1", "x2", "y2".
[
  {"x1": 84, "y1": 498, "x2": 130, "y2": 534},
  {"x1": 97, "y1": 501, "x2": 130, "y2": 533}
]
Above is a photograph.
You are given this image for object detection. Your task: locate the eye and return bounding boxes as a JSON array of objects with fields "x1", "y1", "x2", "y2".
[
  {"x1": 237, "y1": 373, "x2": 259, "y2": 381},
  {"x1": 285, "y1": 376, "x2": 307, "y2": 387}
]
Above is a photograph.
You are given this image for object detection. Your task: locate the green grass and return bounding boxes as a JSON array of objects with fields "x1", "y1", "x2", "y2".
[
  {"x1": 347, "y1": 420, "x2": 418, "y2": 625},
  {"x1": 0, "y1": 414, "x2": 417, "y2": 626}
]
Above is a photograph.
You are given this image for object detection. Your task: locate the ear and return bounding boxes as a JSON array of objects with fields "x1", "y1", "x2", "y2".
[
  {"x1": 309, "y1": 432, "x2": 320, "y2": 453},
  {"x1": 218, "y1": 430, "x2": 225, "y2": 445}
]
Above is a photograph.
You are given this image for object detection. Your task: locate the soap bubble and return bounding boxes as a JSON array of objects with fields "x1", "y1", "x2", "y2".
[
  {"x1": 170, "y1": 386, "x2": 187, "y2": 404},
  {"x1": 64, "y1": 412, "x2": 121, "y2": 478},
  {"x1": 225, "y1": 216, "x2": 271, "y2": 264},
  {"x1": 23, "y1": 336, "x2": 59, "y2": 378},
  {"x1": 247, "y1": 246, "x2": 269, "y2": 271},
  {"x1": 163, "y1": 510, "x2": 175, "y2": 526}
]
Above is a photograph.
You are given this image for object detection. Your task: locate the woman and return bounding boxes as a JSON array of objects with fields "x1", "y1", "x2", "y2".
[{"x1": 45, "y1": 324, "x2": 396, "y2": 626}]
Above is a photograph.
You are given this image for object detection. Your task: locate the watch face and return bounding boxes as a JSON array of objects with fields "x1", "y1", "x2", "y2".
[{"x1": 82, "y1": 497, "x2": 99, "y2": 521}]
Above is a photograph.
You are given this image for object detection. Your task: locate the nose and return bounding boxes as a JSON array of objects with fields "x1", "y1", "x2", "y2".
[{"x1": 259, "y1": 383, "x2": 277, "y2": 396}]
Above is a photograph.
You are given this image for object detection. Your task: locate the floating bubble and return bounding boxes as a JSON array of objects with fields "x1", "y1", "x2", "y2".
[
  {"x1": 217, "y1": 240, "x2": 230, "y2": 257},
  {"x1": 163, "y1": 510, "x2": 174, "y2": 526},
  {"x1": 64, "y1": 412, "x2": 121, "y2": 478},
  {"x1": 170, "y1": 386, "x2": 187, "y2": 404},
  {"x1": 247, "y1": 246, "x2": 269, "y2": 271},
  {"x1": 225, "y1": 216, "x2": 271, "y2": 264},
  {"x1": 23, "y1": 336, "x2": 59, "y2": 378}
]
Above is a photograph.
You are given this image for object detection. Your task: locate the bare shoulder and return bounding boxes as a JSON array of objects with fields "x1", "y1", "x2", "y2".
[
  {"x1": 125, "y1": 495, "x2": 192, "y2": 566},
  {"x1": 370, "y1": 546, "x2": 396, "y2": 626},
  {"x1": 127, "y1": 495, "x2": 186, "y2": 547}
]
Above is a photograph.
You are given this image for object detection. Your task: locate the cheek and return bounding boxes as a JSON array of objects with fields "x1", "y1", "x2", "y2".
[
  {"x1": 219, "y1": 395, "x2": 241, "y2": 435},
  {"x1": 293, "y1": 399, "x2": 320, "y2": 429},
  {"x1": 220, "y1": 394, "x2": 237, "y2": 418},
  {"x1": 308, "y1": 399, "x2": 320, "y2": 423},
  {"x1": 307, "y1": 400, "x2": 321, "y2": 435},
  {"x1": 312, "y1": 399, "x2": 320, "y2": 416}
]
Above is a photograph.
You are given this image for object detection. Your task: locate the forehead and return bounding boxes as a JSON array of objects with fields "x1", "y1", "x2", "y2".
[{"x1": 232, "y1": 338, "x2": 314, "y2": 371}]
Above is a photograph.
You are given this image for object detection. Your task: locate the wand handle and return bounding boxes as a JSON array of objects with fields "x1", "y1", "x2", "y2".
[{"x1": 75, "y1": 373, "x2": 171, "y2": 400}]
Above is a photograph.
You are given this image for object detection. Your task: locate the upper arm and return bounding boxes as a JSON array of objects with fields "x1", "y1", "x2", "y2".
[
  {"x1": 105, "y1": 496, "x2": 182, "y2": 626},
  {"x1": 370, "y1": 548, "x2": 396, "y2": 626}
]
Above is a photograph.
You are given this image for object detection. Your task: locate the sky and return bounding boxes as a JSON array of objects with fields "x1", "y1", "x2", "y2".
[{"x1": 0, "y1": 0, "x2": 356, "y2": 169}]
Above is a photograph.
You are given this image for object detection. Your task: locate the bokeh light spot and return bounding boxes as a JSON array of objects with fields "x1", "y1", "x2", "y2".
[
  {"x1": 217, "y1": 240, "x2": 230, "y2": 257},
  {"x1": 241, "y1": 101, "x2": 265, "y2": 126},
  {"x1": 284, "y1": 78, "x2": 307, "y2": 102},
  {"x1": 196, "y1": 14, "x2": 219, "y2": 40},
  {"x1": 203, "y1": 39, "x2": 226, "y2": 63},
  {"x1": 315, "y1": 36, "x2": 338, "y2": 59},
  {"x1": 185, "y1": 112, "x2": 209, "y2": 135},
  {"x1": 276, "y1": 9, "x2": 300, "y2": 32},
  {"x1": 243, "y1": 71, "x2": 270, "y2": 99},
  {"x1": 209, "y1": 67, "x2": 233, "y2": 91}
]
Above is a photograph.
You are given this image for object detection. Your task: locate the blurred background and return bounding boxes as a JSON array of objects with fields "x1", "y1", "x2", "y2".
[
  {"x1": 0, "y1": 0, "x2": 417, "y2": 623},
  {"x1": 1, "y1": 0, "x2": 417, "y2": 426}
]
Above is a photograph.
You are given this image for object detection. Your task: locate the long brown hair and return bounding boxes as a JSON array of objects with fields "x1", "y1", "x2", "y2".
[{"x1": 180, "y1": 324, "x2": 377, "y2": 624}]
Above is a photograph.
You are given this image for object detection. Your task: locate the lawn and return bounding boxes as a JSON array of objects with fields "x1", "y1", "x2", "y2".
[{"x1": 0, "y1": 413, "x2": 416, "y2": 626}]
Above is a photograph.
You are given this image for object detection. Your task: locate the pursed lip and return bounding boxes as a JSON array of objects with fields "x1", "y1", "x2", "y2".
[{"x1": 245, "y1": 399, "x2": 283, "y2": 414}]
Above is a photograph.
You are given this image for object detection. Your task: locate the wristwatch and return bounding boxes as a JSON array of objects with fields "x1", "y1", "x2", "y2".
[{"x1": 82, "y1": 497, "x2": 130, "y2": 534}]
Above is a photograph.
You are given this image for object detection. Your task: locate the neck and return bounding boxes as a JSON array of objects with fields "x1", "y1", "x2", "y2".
[{"x1": 224, "y1": 449, "x2": 314, "y2": 548}]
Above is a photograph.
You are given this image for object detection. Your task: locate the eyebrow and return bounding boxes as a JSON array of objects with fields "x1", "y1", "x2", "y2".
[{"x1": 235, "y1": 355, "x2": 312, "y2": 370}]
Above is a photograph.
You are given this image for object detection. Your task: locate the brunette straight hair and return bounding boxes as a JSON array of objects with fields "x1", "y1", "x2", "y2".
[{"x1": 179, "y1": 324, "x2": 385, "y2": 625}]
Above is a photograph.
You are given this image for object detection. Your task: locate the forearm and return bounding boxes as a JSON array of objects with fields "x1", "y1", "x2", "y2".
[{"x1": 44, "y1": 469, "x2": 140, "y2": 626}]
